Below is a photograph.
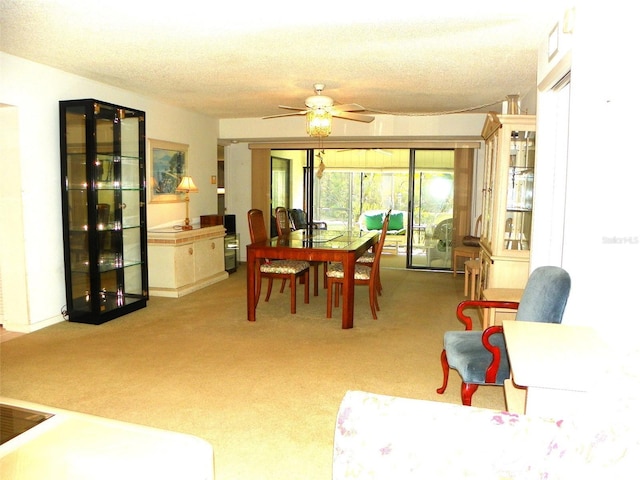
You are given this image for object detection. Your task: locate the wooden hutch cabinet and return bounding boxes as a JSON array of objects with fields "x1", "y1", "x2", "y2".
[
  {"x1": 478, "y1": 113, "x2": 536, "y2": 299},
  {"x1": 59, "y1": 99, "x2": 148, "y2": 324}
]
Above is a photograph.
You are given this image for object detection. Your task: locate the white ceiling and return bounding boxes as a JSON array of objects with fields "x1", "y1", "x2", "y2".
[{"x1": 1, "y1": 1, "x2": 567, "y2": 120}]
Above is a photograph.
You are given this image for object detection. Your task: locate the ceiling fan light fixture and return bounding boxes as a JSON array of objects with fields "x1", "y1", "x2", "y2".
[{"x1": 306, "y1": 108, "x2": 332, "y2": 137}]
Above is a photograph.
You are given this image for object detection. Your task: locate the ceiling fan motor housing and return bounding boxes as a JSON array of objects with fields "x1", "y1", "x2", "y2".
[{"x1": 305, "y1": 95, "x2": 334, "y2": 109}]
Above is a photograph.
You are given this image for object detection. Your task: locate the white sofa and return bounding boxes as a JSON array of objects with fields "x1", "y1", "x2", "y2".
[{"x1": 333, "y1": 390, "x2": 637, "y2": 479}]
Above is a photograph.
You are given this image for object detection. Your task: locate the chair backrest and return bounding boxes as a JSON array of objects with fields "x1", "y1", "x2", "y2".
[
  {"x1": 434, "y1": 218, "x2": 453, "y2": 241},
  {"x1": 274, "y1": 206, "x2": 292, "y2": 236},
  {"x1": 371, "y1": 211, "x2": 391, "y2": 273},
  {"x1": 473, "y1": 215, "x2": 482, "y2": 236},
  {"x1": 247, "y1": 209, "x2": 268, "y2": 244},
  {"x1": 515, "y1": 266, "x2": 571, "y2": 323},
  {"x1": 288, "y1": 208, "x2": 308, "y2": 230}
]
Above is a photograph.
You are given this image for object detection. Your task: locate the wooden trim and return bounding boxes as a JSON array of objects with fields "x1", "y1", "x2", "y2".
[
  {"x1": 251, "y1": 148, "x2": 272, "y2": 228},
  {"x1": 453, "y1": 148, "x2": 475, "y2": 250},
  {"x1": 248, "y1": 140, "x2": 481, "y2": 150}
]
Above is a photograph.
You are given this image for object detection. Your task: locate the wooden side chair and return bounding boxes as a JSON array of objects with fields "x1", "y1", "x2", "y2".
[
  {"x1": 276, "y1": 206, "x2": 325, "y2": 295},
  {"x1": 247, "y1": 209, "x2": 310, "y2": 314},
  {"x1": 436, "y1": 266, "x2": 571, "y2": 406},
  {"x1": 326, "y1": 211, "x2": 390, "y2": 320}
]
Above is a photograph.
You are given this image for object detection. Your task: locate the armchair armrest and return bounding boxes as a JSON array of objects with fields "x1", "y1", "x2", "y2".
[
  {"x1": 482, "y1": 325, "x2": 505, "y2": 383},
  {"x1": 455, "y1": 300, "x2": 520, "y2": 330}
]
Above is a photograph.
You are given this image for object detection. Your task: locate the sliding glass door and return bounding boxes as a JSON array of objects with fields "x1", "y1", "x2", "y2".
[
  {"x1": 311, "y1": 149, "x2": 410, "y2": 233},
  {"x1": 407, "y1": 150, "x2": 455, "y2": 269},
  {"x1": 270, "y1": 147, "x2": 466, "y2": 271}
]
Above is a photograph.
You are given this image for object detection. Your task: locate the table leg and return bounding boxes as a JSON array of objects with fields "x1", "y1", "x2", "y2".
[
  {"x1": 341, "y1": 253, "x2": 356, "y2": 329},
  {"x1": 247, "y1": 250, "x2": 256, "y2": 322}
]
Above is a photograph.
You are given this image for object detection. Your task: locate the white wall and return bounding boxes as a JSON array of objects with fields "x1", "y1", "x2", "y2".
[
  {"x1": 0, "y1": 53, "x2": 219, "y2": 331},
  {"x1": 224, "y1": 143, "x2": 252, "y2": 262},
  {"x1": 533, "y1": 4, "x2": 640, "y2": 351},
  {"x1": 220, "y1": 113, "x2": 487, "y2": 141}
]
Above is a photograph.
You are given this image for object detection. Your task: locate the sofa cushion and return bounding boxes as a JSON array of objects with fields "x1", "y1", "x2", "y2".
[
  {"x1": 364, "y1": 212, "x2": 384, "y2": 230},
  {"x1": 334, "y1": 390, "x2": 630, "y2": 480},
  {"x1": 388, "y1": 212, "x2": 404, "y2": 231}
]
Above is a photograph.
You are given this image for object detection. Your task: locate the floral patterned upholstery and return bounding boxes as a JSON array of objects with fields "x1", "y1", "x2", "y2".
[
  {"x1": 326, "y1": 262, "x2": 372, "y2": 280},
  {"x1": 260, "y1": 259, "x2": 309, "y2": 274},
  {"x1": 333, "y1": 390, "x2": 636, "y2": 480},
  {"x1": 356, "y1": 252, "x2": 374, "y2": 264}
]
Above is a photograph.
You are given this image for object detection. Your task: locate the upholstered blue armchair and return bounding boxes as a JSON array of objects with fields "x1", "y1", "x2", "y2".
[{"x1": 436, "y1": 266, "x2": 571, "y2": 406}]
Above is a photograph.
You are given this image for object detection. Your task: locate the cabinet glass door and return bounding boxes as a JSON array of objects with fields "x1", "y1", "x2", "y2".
[
  {"x1": 505, "y1": 129, "x2": 535, "y2": 251},
  {"x1": 64, "y1": 106, "x2": 91, "y2": 315},
  {"x1": 481, "y1": 133, "x2": 498, "y2": 253}
]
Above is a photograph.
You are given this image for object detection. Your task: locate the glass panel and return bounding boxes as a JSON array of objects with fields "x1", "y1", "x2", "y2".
[
  {"x1": 98, "y1": 269, "x2": 118, "y2": 312},
  {"x1": 121, "y1": 157, "x2": 140, "y2": 190},
  {"x1": 311, "y1": 149, "x2": 410, "y2": 234},
  {"x1": 96, "y1": 116, "x2": 114, "y2": 154},
  {"x1": 65, "y1": 107, "x2": 90, "y2": 310},
  {"x1": 124, "y1": 264, "x2": 143, "y2": 296},
  {"x1": 409, "y1": 150, "x2": 454, "y2": 269},
  {"x1": 121, "y1": 116, "x2": 140, "y2": 158},
  {"x1": 122, "y1": 227, "x2": 142, "y2": 265},
  {"x1": 70, "y1": 271, "x2": 91, "y2": 313},
  {"x1": 505, "y1": 130, "x2": 535, "y2": 250},
  {"x1": 482, "y1": 135, "x2": 497, "y2": 252},
  {"x1": 122, "y1": 189, "x2": 141, "y2": 228},
  {"x1": 271, "y1": 156, "x2": 290, "y2": 214}
]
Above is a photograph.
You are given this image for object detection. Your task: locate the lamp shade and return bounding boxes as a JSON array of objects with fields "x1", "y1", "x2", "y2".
[
  {"x1": 306, "y1": 108, "x2": 332, "y2": 137},
  {"x1": 176, "y1": 176, "x2": 199, "y2": 193}
]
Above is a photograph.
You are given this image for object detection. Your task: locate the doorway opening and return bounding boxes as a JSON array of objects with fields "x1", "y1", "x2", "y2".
[{"x1": 271, "y1": 148, "x2": 465, "y2": 270}]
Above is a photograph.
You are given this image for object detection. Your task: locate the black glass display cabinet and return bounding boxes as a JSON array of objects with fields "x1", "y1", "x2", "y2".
[{"x1": 60, "y1": 99, "x2": 148, "y2": 324}]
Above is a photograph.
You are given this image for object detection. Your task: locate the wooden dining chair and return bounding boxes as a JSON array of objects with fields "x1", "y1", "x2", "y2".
[
  {"x1": 275, "y1": 206, "x2": 324, "y2": 296},
  {"x1": 355, "y1": 208, "x2": 391, "y2": 296},
  {"x1": 326, "y1": 211, "x2": 390, "y2": 320},
  {"x1": 247, "y1": 209, "x2": 310, "y2": 314}
]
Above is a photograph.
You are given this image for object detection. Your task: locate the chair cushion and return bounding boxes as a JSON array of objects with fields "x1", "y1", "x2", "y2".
[
  {"x1": 261, "y1": 259, "x2": 310, "y2": 274},
  {"x1": 388, "y1": 212, "x2": 404, "y2": 231},
  {"x1": 326, "y1": 262, "x2": 372, "y2": 280},
  {"x1": 443, "y1": 331, "x2": 510, "y2": 385},
  {"x1": 356, "y1": 252, "x2": 374, "y2": 263},
  {"x1": 364, "y1": 212, "x2": 384, "y2": 230},
  {"x1": 462, "y1": 235, "x2": 480, "y2": 247}
]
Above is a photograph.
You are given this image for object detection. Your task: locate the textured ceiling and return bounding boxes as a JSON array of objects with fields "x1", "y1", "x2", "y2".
[{"x1": 1, "y1": 1, "x2": 566, "y2": 119}]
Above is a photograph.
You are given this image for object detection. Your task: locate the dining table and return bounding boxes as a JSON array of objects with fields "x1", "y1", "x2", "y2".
[{"x1": 246, "y1": 229, "x2": 379, "y2": 329}]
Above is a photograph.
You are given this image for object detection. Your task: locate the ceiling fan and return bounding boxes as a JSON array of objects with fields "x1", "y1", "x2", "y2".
[{"x1": 263, "y1": 84, "x2": 375, "y2": 124}]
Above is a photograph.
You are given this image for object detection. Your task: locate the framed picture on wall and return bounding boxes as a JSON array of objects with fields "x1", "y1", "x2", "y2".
[{"x1": 149, "y1": 139, "x2": 188, "y2": 203}]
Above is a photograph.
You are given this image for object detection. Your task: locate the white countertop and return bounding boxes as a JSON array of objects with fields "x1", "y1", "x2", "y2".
[
  {"x1": 503, "y1": 321, "x2": 607, "y2": 392},
  {"x1": 0, "y1": 397, "x2": 213, "y2": 480}
]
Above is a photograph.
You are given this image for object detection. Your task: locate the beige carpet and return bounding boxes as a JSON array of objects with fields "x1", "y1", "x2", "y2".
[{"x1": 0, "y1": 259, "x2": 505, "y2": 479}]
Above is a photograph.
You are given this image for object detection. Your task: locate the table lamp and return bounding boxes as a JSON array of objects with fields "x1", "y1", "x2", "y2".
[{"x1": 175, "y1": 176, "x2": 199, "y2": 230}]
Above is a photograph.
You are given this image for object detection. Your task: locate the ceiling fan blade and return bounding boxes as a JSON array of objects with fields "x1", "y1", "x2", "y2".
[
  {"x1": 262, "y1": 111, "x2": 307, "y2": 119},
  {"x1": 333, "y1": 111, "x2": 375, "y2": 123},
  {"x1": 331, "y1": 103, "x2": 366, "y2": 113},
  {"x1": 278, "y1": 105, "x2": 308, "y2": 112}
]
